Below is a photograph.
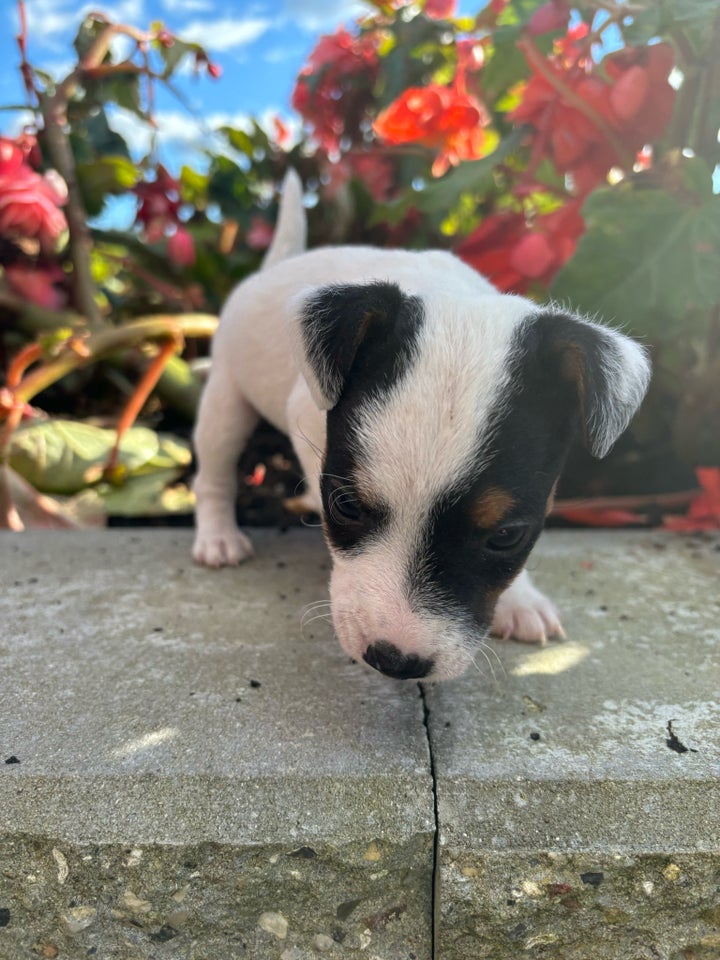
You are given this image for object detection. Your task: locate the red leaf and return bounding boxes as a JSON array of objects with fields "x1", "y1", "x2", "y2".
[{"x1": 555, "y1": 507, "x2": 648, "y2": 527}]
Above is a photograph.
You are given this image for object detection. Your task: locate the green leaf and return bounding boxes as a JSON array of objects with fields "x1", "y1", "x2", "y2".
[
  {"x1": 180, "y1": 164, "x2": 209, "y2": 207},
  {"x1": 9, "y1": 421, "x2": 160, "y2": 495},
  {"x1": 85, "y1": 109, "x2": 132, "y2": 158},
  {"x1": 551, "y1": 180, "x2": 720, "y2": 336},
  {"x1": 496, "y1": 0, "x2": 548, "y2": 28},
  {"x1": 482, "y1": 26, "x2": 529, "y2": 104},
  {"x1": 624, "y1": 0, "x2": 720, "y2": 50},
  {"x1": 134, "y1": 434, "x2": 192, "y2": 474},
  {"x1": 156, "y1": 36, "x2": 203, "y2": 77},
  {"x1": 77, "y1": 155, "x2": 139, "y2": 217},
  {"x1": 97, "y1": 470, "x2": 194, "y2": 516}
]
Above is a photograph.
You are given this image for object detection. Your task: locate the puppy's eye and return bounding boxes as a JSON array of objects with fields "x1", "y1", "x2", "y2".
[
  {"x1": 484, "y1": 524, "x2": 530, "y2": 554},
  {"x1": 326, "y1": 483, "x2": 364, "y2": 524}
]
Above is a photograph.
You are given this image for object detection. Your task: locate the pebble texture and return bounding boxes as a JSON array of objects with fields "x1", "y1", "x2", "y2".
[{"x1": 1, "y1": 528, "x2": 719, "y2": 959}]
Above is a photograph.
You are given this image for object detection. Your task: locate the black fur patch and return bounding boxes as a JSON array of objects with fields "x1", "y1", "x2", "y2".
[
  {"x1": 301, "y1": 282, "x2": 412, "y2": 409},
  {"x1": 318, "y1": 284, "x2": 425, "y2": 552},
  {"x1": 412, "y1": 312, "x2": 585, "y2": 627}
]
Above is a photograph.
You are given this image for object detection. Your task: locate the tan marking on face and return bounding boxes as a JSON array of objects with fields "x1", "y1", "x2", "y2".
[{"x1": 471, "y1": 487, "x2": 515, "y2": 529}]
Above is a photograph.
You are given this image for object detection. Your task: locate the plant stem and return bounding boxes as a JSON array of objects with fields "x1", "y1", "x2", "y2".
[
  {"x1": 9, "y1": 314, "x2": 217, "y2": 406},
  {"x1": 40, "y1": 101, "x2": 103, "y2": 328},
  {"x1": 105, "y1": 337, "x2": 178, "y2": 476},
  {"x1": 694, "y1": 13, "x2": 720, "y2": 164}
]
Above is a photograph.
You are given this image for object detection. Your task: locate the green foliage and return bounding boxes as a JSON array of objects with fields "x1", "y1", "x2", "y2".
[
  {"x1": 552, "y1": 176, "x2": 720, "y2": 337},
  {"x1": 2, "y1": 0, "x2": 720, "y2": 526},
  {"x1": 9, "y1": 421, "x2": 189, "y2": 495}
]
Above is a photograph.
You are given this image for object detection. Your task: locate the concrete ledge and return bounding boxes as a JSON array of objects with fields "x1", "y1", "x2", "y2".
[{"x1": 1, "y1": 529, "x2": 719, "y2": 959}]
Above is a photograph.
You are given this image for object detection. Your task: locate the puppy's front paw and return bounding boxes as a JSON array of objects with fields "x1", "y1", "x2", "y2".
[
  {"x1": 491, "y1": 572, "x2": 565, "y2": 645},
  {"x1": 193, "y1": 528, "x2": 254, "y2": 567}
]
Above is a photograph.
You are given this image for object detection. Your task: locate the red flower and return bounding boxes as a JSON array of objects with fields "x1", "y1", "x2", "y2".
[
  {"x1": 292, "y1": 27, "x2": 380, "y2": 155},
  {"x1": 456, "y1": 199, "x2": 585, "y2": 293},
  {"x1": 0, "y1": 140, "x2": 67, "y2": 250},
  {"x1": 272, "y1": 116, "x2": 291, "y2": 147},
  {"x1": 0, "y1": 138, "x2": 25, "y2": 177},
  {"x1": 663, "y1": 468, "x2": 720, "y2": 532},
  {"x1": 527, "y1": 0, "x2": 571, "y2": 36},
  {"x1": 134, "y1": 165, "x2": 181, "y2": 242},
  {"x1": 246, "y1": 216, "x2": 275, "y2": 251},
  {"x1": 374, "y1": 83, "x2": 491, "y2": 176},
  {"x1": 167, "y1": 227, "x2": 196, "y2": 267},
  {"x1": 456, "y1": 211, "x2": 528, "y2": 291},
  {"x1": 604, "y1": 43, "x2": 676, "y2": 146},
  {"x1": 512, "y1": 33, "x2": 675, "y2": 195},
  {"x1": 5, "y1": 263, "x2": 67, "y2": 309},
  {"x1": 424, "y1": 0, "x2": 456, "y2": 18}
]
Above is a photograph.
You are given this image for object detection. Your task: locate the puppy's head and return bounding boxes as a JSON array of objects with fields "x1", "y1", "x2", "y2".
[{"x1": 290, "y1": 281, "x2": 650, "y2": 682}]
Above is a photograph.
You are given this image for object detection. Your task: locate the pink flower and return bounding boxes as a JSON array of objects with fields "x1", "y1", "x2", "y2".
[
  {"x1": 0, "y1": 143, "x2": 67, "y2": 250},
  {"x1": 527, "y1": 1, "x2": 571, "y2": 36},
  {"x1": 0, "y1": 138, "x2": 25, "y2": 177},
  {"x1": 425, "y1": 0, "x2": 456, "y2": 17},
  {"x1": 167, "y1": 227, "x2": 196, "y2": 267},
  {"x1": 5, "y1": 263, "x2": 66, "y2": 309},
  {"x1": 134, "y1": 165, "x2": 181, "y2": 242},
  {"x1": 246, "y1": 216, "x2": 274, "y2": 251}
]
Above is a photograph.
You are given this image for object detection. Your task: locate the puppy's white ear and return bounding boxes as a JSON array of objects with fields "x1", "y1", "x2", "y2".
[
  {"x1": 288, "y1": 281, "x2": 411, "y2": 410},
  {"x1": 535, "y1": 311, "x2": 651, "y2": 458}
]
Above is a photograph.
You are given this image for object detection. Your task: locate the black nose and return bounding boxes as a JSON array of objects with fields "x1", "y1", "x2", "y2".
[{"x1": 362, "y1": 641, "x2": 433, "y2": 680}]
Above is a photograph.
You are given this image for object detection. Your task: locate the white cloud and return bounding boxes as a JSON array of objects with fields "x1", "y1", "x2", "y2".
[
  {"x1": 19, "y1": 0, "x2": 146, "y2": 51},
  {"x1": 263, "y1": 44, "x2": 304, "y2": 64},
  {"x1": 107, "y1": 105, "x2": 301, "y2": 170},
  {"x1": 280, "y1": 0, "x2": 366, "y2": 30},
  {"x1": 179, "y1": 16, "x2": 272, "y2": 52},
  {"x1": 160, "y1": 0, "x2": 214, "y2": 10}
]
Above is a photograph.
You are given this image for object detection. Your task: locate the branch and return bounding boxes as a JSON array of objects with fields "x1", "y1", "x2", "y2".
[
  {"x1": 40, "y1": 106, "x2": 103, "y2": 328},
  {"x1": 8, "y1": 314, "x2": 217, "y2": 406},
  {"x1": 38, "y1": 17, "x2": 159, "y2": 329}
]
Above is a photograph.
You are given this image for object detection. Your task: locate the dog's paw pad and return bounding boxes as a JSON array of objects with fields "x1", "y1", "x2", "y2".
[
  {"x1": 491, "y1": 586, "x2": 564, "y2": 646},
  {"x1": 193, "y1": 529, "x2": 254, "y2": 567}
]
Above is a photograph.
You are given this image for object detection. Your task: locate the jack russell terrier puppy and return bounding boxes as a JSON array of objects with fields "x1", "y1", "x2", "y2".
[{"x1": 193, "y1": 170, "x2": 650, "y2": 682}]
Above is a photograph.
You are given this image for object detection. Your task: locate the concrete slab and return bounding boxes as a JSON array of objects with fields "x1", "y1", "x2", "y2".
[
  {"x1": 0, "y1": 529, "x2": 434, "y2": 960},
  {"x1": 425, "y1": 531, "x2": 720, "y2": 959},
  {"x1": 2, "y1": 528, "x2": 719, "y2": 960}
]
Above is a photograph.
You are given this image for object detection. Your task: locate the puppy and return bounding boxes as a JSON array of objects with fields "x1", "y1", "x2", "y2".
[{"x1": 193, "y1": 170, "x2": 650, "y2": 682}]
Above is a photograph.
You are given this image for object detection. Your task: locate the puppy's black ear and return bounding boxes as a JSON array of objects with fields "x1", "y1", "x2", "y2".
[
  {"x1": 289, "y1": 281, "x2": 414, "y2": 410},
  {"x1": 533, "y1": 310, "x2": 651, "y2": 458}
]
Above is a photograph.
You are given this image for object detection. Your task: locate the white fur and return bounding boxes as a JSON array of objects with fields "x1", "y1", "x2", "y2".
[{"x1": 193, "y1": 171, "x2": 650, "y2": 681}]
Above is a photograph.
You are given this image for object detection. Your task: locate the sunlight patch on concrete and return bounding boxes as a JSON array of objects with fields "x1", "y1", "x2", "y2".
[{"x1": 511, "y1": 641, "x2": 589, "y2": 677}]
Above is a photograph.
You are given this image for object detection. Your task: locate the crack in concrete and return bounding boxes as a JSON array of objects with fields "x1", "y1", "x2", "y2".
[{"x1": 419, "y1": 682, "x2": 439, "y2": 960}]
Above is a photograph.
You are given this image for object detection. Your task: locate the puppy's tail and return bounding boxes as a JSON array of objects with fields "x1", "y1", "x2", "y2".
[{"x1": 262, "y1": 169, "x2": 306, "y2": 270}]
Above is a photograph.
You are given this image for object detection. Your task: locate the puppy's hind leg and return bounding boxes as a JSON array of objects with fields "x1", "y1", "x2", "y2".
[{"x1": 192, "y1": 372, "x2": 259, "y2": 567}]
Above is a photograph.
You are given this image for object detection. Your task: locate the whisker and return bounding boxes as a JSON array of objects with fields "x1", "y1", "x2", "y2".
[
  {"x1": 301, "y1": 514, "x2": 324, "y2": 528},
  {"x1": 293, "y1": 423, "x2": 324, "y2": 460},
  {"x1": 471, "y1": 640, "x2": 505, "y2": 685},
  {"x1": 301, "y1": 611, "x2": 334, "y2": 630},
  {"x1": 300, "y1": 600, "x2": 332, "y2": 623},
  {"x1": 301, "y1": 599, "x2": 332, "y2": 612}
]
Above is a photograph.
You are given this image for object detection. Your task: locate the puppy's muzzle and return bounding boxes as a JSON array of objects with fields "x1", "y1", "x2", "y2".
[{"x1": 362, "y1": 641, "x2": 434, "y2": 681}]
